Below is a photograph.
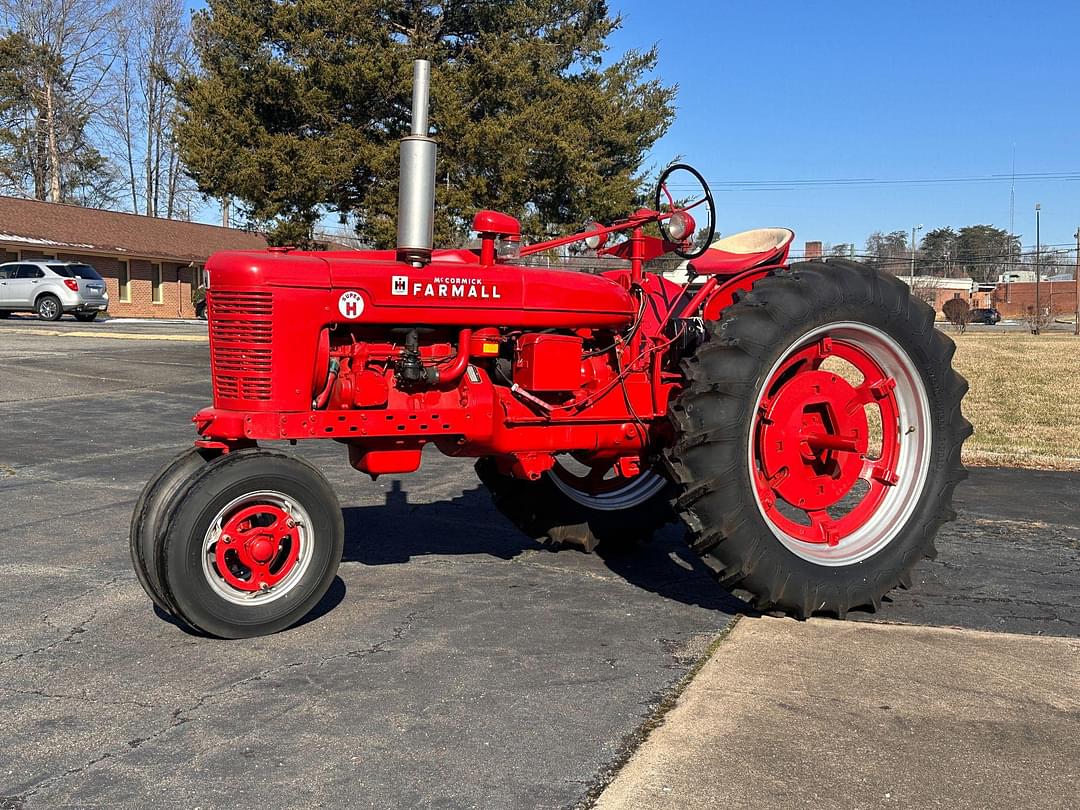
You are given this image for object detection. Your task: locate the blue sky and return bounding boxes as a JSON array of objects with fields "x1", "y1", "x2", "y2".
[
  {"x1": 606, "y1": 0, "x2": 1080, "y2": 250},
  {"x1": 185, "y1": 0, "x2": 1078, "y2": 250}
]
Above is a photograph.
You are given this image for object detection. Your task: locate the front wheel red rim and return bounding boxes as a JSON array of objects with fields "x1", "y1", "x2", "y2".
[
  {"x1": 201, "y1": 491, "x2": 315, "y2": 604},
  {"x1": 749, "y1": 322, "x2": 932, "y2": 566}
]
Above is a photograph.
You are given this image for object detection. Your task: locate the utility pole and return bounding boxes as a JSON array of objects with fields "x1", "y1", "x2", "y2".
[
  {"x1": 1009, "y1": 144, "x2": 1016, "y2": 278},
  {"x1": 910, "y1": 223, "x2": 923, "y2": 287},
  {"x1": 1074, "y1": 226, "x2": 1079, "y2": 336},
  {"x1": 1034, "y1": 204, "x2": 1041, "y2": 335},
  {"x1": 222, "y1": 197, "x2": 231, "y2": 229}
]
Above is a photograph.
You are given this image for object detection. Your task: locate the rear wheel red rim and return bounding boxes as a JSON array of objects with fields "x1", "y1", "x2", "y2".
[{"x1": 749, "y1": 323, "x2": 931, "y2": 565}]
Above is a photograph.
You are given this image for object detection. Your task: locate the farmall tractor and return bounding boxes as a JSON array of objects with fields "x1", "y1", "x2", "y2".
[{"x1": 131, "y1": 62, "x2": 970, "y2": 638}]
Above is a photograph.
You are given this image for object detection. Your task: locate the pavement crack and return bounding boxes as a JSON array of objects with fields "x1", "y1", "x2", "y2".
[
  {"x1": 0, "y1": 610, "x2": 100, "y2": 668},
  {"x1": 344, "y1": 610, "x2": 422, "y2": 660},
  {"x1": 0, "y1": 576, "x2": 119, "y2": 668},
  {"x1": 575, "y1": 616, "x2": 744, "y2": 809},
  {"x1": 13, "y1": 608, "x2": 429, "y2": 800},
  {"x1": 157, "y1": 610, "x2": 425, "y2": 738},
  {"x1": 9, "y1": 752, "x2": 116, "y2": 803}
]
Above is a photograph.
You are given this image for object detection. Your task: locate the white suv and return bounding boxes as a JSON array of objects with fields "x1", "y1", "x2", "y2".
[{"x1": 0, "y1": 261, "x2": 109, "y2": 321}]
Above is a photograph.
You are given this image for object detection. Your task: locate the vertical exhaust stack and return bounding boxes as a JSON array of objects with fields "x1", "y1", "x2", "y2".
[{"x1": 397, "y1": 60, "x2": 437, "y2": 266}]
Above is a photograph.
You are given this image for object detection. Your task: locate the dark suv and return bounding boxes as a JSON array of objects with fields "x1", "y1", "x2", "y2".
[{"x1": 969, "y1": 307, "x2": 1001, "y2": 325}]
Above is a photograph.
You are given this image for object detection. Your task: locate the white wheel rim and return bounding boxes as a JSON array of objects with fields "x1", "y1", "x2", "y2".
[{"x1": 548, "y1": 456, "x2": 668, "y2": 511}]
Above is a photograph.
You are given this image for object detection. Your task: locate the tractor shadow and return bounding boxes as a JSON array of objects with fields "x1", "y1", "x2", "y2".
[{"x1": 341, "y1": 480, "x2": 751, "y2": 615}]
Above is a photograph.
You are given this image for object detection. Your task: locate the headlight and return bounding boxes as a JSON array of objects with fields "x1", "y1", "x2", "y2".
[
  {"x1": 583, "y1": 223, "x2": 608, "y2": 250},
  {"x1": 496, "y1": 237, "x2": 520, "y2": 260},
  {"x1": 666, "y1": 211, "x2": 694, "y2": 241}
]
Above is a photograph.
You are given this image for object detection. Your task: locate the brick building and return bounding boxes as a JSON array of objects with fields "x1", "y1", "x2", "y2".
[
  {"x1": 991, "y1": 279, "x2": 1079, "y2": 319},
  {"x1": 0, "y1": 196, "x2": 266, "y2": 318},
  {"x1": 906, "y1": 275, "x2": 992, "y2": 315}
]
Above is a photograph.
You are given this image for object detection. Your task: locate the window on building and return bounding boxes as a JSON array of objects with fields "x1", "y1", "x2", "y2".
[
  {"x1": 152, "y1": 263, "x2": 163, "y2": 304},
  {"x1": 118, "y1": 261, "x2": 131, "y2": 302},
  {"x1": 193, "y1": 265, "x2": 205, "y2": 290}
]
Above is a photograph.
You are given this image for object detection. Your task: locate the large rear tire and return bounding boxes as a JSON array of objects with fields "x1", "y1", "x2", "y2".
[
  {"x1": 476, "y1": 457, "x2": 675, "y2": 552},
  {"x1": 666, "y1": 260, "x2": 970, "y2": 617},
  {"x1": 155, "y1": 448, "x2": 344, "y2": 638}
]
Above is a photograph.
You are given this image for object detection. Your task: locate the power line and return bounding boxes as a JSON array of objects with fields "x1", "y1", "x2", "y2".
[{"x1": 662, "y1": 171, "x2": 1080, "y2": 192}]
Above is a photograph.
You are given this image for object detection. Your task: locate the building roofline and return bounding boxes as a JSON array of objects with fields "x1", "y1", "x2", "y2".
[
  {"x1": 0, "y1": 194, "x2": 258, "y2": 236},
  {"x1": 0, "y1": 238, "x2": 217, "y2": 265}
]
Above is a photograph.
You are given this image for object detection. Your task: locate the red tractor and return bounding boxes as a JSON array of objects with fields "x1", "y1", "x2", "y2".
[{"x1": 131, "y1": 62, "x2": 970, "y2": 638}]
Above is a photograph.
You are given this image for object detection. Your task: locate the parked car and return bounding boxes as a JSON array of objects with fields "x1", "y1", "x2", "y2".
[
  {"x1": 0, "y1": 261, "x2": 109, "y2": 321},
  {"x1": 969, "y1": 307, "x2": 1002, "y2": 325}
]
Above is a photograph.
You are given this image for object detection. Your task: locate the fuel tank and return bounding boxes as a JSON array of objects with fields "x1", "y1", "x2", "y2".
[{"x1": 205, "y1": 249, "x2": 635, "y2": 330}]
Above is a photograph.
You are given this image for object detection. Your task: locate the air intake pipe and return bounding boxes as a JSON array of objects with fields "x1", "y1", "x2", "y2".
[{"x1": 397, "y1": 60, "x2": 437, "y2": 266}]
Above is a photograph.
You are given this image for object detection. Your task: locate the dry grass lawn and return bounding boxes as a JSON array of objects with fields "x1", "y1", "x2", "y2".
[{"x1": 950, "y1": 331, "x2": 1080, "y2": 469}]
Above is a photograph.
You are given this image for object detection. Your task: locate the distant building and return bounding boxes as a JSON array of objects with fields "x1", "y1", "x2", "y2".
[
  {"x1": 0, "y1": 196, "x2": 267, "y2": 318},
  {"x1": 804, "y1": 241, "x2": 823, "y2": 260},
  {"x1": 997, "y1": 270, "x2": 1036, "y2": 284},
  {"x1": 906, "y1": 275, "x2": 992, "y2": 315},
  {"x1": 992, "y1": 280, "x2": 1078, "y2": 319}
]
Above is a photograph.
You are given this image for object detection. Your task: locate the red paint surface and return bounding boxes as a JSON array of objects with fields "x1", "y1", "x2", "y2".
[{"x1": 196, "y1": 205, "x2": 810, "y2": 479}]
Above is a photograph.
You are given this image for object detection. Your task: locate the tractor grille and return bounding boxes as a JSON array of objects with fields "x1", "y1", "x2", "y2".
[{"x1": 208, "y1": 291, "x2": 274, "y2": 402}]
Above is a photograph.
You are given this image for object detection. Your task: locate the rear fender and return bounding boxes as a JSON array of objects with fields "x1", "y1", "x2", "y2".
[
  {"x1": 700, "y1": 266, "x2": 779, "y2": 321},
  {"x1": 37, "y1": 284, "x2": 68, "y2": 305}
]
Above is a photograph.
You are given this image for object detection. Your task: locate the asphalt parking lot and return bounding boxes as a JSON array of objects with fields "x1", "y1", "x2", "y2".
[{"x1": 1, "y1": 319, "x2": 1078, "y2": 808}]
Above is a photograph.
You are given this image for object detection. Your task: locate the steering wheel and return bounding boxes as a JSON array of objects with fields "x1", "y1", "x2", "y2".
[{"x1": 653, "y1": 163, "x2": 716, "y2": 260}]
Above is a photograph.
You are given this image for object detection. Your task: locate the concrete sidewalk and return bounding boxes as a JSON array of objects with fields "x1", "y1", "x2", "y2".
[{"x1": 595, "y1": 618, "x2": 1080, "y2": 809}]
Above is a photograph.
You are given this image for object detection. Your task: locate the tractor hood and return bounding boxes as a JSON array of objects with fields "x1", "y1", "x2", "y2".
[{"x1": 204, "y1": 249, "x2": 635, "y2": 330}]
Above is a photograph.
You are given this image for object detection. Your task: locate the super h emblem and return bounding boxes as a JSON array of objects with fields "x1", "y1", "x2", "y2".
[
  {"x1": 391, "y1": 275, "x2": 409, "y2": 296},
  {"x1": 338, "y1": 290, "x2": 364, "y2": 319}
]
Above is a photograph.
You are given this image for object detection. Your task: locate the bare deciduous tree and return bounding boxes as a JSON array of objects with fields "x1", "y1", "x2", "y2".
[
  {"x1": 1025, "y1": 304, "x2": 1052, "y2": 335},
  {"x1": 0, "y1": 0, "x2": 119, "y2": 202},
  {"x1": 908, "y1": 276, "x2": 940, "y2": 309},
  {"x1": 103, "y1": 0, "x2": 195, "y2": 217}
]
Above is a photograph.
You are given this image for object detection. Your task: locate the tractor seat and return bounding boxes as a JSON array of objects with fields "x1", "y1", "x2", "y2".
[{"x1": 686, "y1": 228, "x2": 794, "y2": 277}]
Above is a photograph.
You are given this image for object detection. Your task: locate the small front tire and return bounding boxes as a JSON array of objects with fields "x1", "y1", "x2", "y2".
[
  {"x1": 156, "y1": 448, "x2": 344, "y2": 638},
  {"x1": 130, "y1": 447, "x2": 219, "y2": 613}
]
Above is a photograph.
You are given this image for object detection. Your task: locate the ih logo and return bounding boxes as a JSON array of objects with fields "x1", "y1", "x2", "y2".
[
  {"x1": 391, "y1": 275, "x2": 409, "y2": 296},
  {"x1": 338, "y1": 290, "x2": 364, "y2": 319}
]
